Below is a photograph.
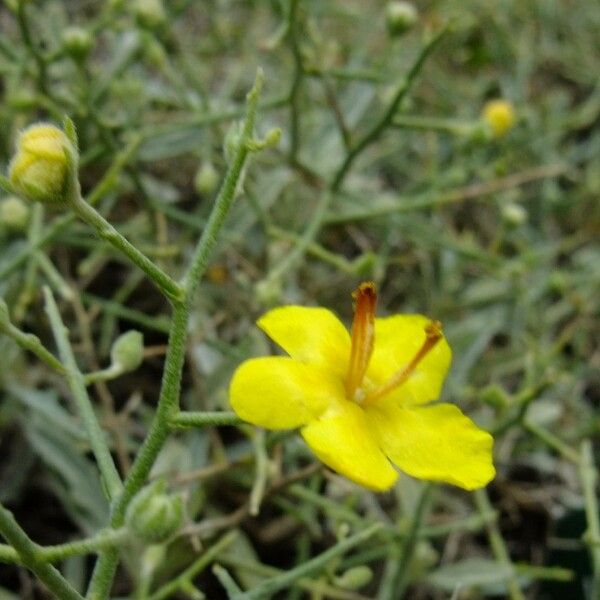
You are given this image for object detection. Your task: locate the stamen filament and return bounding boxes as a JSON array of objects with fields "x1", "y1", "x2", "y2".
[
  {"x1": 346, "y1": 282, "x2": 377, "y2": 399},
  {"x1": 362, "y1": 320, "x2": 443, "y2": 407}
]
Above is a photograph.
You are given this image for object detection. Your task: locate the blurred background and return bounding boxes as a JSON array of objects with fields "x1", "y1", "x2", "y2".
[{"x1": 0, "y1": 0, "x2": 599, "y2": 598}]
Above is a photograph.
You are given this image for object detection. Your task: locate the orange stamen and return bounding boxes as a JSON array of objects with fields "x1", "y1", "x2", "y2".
[
  {"x1": 346, "y1": 282, "x2": 377, "y2": 400},
  {"x1": 362, "y1": 320, "x2": 443, "y2": 407}
]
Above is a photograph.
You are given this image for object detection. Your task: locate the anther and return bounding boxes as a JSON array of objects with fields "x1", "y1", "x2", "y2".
[
  {"x1": 362, "y1": 320, "x2": 443, "y2": 407},
  {"x1": 345, "y1": 282, "x2": 377, "y2": 399}
]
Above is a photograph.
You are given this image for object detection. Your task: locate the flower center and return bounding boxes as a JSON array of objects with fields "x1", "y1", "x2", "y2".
[{"x1": 345, "y1": 282, "x2": 444, "y2": 407}]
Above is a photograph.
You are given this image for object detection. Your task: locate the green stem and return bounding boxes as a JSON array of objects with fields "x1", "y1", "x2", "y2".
[
  {"x1": 220, "y1": 556, "x2": 367, "y2": 600},
  {"x1": 262, "y1": 28, "x2": 446, "y2": 288},
  {"x1": 0, "y1": 528, "x2": 129, "y2": 565},
  {"x1": 474, "y1": 488, "x2": 525, "y2": 600},
  {"x1": 83, "y1": 365, "x2": 123, "y2": 386},
  {"x1": 231, "y1": 523, "x2": 382, "y2": 600},
  {"x1": 378, "y1": 483, "x2": 432, "y2": 600},
  {"x1": 0, "y1": 136, "x2": 140, "y2": 281},
  {"x1": 287, "y1": 0, "x2": 303, "y2": 163},
  {"x1": 86, "y1": 69, "x2": 266, "y2": 600},
  {"x1": 86, "y1": 302, "x2": 188, "y2": 599},
  {"x1": 523, "y1": 419, "x2": 579, "y2": 464},
  {"x1": 170, "y1": 411, "x2": 243, "y2": 428},
  {"x1": 69, "y1": 193, "x2": 184, "y2": 303},
  {"x1": 43, "y1": 287, "x2": 123, "y2": 501},
  {"x1": 16, "y1": 2, "x2": 48, "y2": 94},
  {"x1": 0, "y1": 502, "x2": 84, "y2": 600},
  {"x1": 392, "y1": 114, "x2": 471, "y2": 134},
  {"x1": 330, "y1": 26, "x2": 448, "y2": 193},
  {"x1": 579, "y1": 441, "x2": 600, "y2": 597},
  {"x1": 0, "y1": 306, "x2": 65, "y2": 374},
  {"x1": 147, "y1": 531, "x2": 237, "y2": 600},
  {"x1": 182, "y1": 69, "x2": 264, "y2": 298}
]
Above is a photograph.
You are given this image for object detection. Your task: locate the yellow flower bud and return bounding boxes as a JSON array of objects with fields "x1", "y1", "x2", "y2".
[
  {"x1": 8, "y1": 123, "x2": 74, "y2": 205},
  {"x1": 482, "y1": 99, "x2": 516, "y2": 138}
]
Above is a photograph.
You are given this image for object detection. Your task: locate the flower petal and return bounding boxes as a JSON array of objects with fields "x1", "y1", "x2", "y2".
[
  {"x1": 301, "y1": 401, "x2": 398, "y2": 491},
  {"x1": 366, "y1": 402, "x2": 495, "y2": 490},
  {"x1": 258, "y1": 306, "x2": 351, "y2": 377},
  {"x1": 229, "y1": 356, "x2": 343, "y2": 429},
  {"x1": 366, "y1": 314, "x2": 451, "y2": 405}
]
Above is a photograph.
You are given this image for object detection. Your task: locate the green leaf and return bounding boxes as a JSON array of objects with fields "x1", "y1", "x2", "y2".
[{"x1": 427, "y1": 558, "x2": 516, "y2": 592}]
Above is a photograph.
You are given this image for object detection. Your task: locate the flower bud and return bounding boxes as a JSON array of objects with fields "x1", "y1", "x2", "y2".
[
  {"x1": 8, "y1": 123, "x2": 74, "y2": 206},
  {"x1": 0, "y1": 196, "x2": 30, "y2": 230},
  {"x1": 194, "y1": 162, "x2": 219, "y2": 197},
  {"x1": 134, "y1": 0, "x2": 167, "y2": 30},
  {"x1": 126, "y1": 481, "x2": 184, "y2": 543},
  {"x1": 385, "y1": 1, "x2": 418, "y2": 36},
  {"x1": 255, "y1": 278, "x2": 282, "y2": 306},
  {"x1": 501, "y1": 202, "x2": 527, "y2": 227},
  {"x1": 111, "y1": 330, "x2": 144, "y2": 372},
  {"x1": 62, "y1": 27, "x2": 93, "y2": 60},
  {"x1": 482, "y1": 99, "x2": 516, "y2": 138},
  {"x1": 334, "y1": 566, "x2": 373, "y2": 590}
]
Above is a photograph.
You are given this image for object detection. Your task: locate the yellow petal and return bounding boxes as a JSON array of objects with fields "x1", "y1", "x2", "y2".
[
  {"x1": 229, "y1": 356, "x2": 343, "y2": 429},
  {"x1": 258, "y1": 306, "x2": 351, "y2": 377},
  {"x1": 366, "y1": 402, "x2": 495, "y2": 490},
  {"x1": 301, "y1": 401, "x2": 398, "y2": 491},
  {"x1": 366, "y1": 314, "x2": 451, "y2": 405}
]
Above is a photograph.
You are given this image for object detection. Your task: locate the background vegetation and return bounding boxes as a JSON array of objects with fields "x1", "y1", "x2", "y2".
[{"x1": 0, "y1": 0, "x2": 598, "y2": 598}]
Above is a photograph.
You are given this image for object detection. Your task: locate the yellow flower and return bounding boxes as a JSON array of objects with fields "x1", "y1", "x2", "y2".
[
  {"x1": 230, "y1": 283, "x2": 495, "y2": 491},
  {"x1": 482, "y1": 99, "x2": 516, "y2": 138}
]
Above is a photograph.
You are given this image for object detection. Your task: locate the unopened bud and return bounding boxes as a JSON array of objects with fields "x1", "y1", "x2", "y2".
[
  {"x1": 194, "y1": 162, "x2": 219, "y2": 197},
  {"x1": 255, "y1": 278, "x2": 282, "y2": 306},
  {"x1": 62, "y1": 27, "x2": 93, "y2": 60},
  {"x1": 134, "y1": 0, "x2": 167, "y2": 30},
  {"x1": 0, "y1": 196, "x2": 30, "y2": 230},
  {"x1": 501, "y1": 202, "x2": 527, "y2": 226},
  {"x1": 8, "y1": 123, "x2": 75, "y2": 206},
  {"x1": 110, "y1": 330, "x2": 144, "y2": 372},
  {"x1": 385, "y1": 1, "x2": 418, "y2": 36},
  {"x1": 126, "y1": 481, "x2": 184, "y2": 543},
  {"x1": 334, "y1": 566, "x2": 373, "y2": 590},
  {"x1": 482, "y1": 99, "x2": 516, "y2": 138}
]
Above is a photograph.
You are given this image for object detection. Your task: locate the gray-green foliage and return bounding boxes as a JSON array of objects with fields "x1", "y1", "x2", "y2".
[{"x1": 0, "y1": 0, "x2": 598, "y2": 599}]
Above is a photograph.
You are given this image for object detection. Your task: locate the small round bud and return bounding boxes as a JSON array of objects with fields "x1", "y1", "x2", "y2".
[
  {"x1": 482, "y1": 99, "x2": 516, "y2": 138},
  {"x1": 385, "y1": 1, "x2": 418, "y2": 36},
  {"x1": 501, "y1": 202, "x2": 527, "y2": 227},
  {"x1": 194, "y1": 162, "x2": 219, "y2": 197},
  {"x1": 8, "y1": 123, "x2": 74, "y2": 205},
  {"x1": 110, "y1": 330, "x2": 144, "y2": 372},
  {"x1": 334, "y1": 566, "x2": 373, "y2": 590},
  {"x1": 62, "y1": 27, "x2": 93, "y2": 60},
  {"x1": 224, "y1": 121, "x2": 244, "y2": 162},
  {"x1": 0, "y1": 196, "x2": 30, "y2": 230},
  {"x1": 134, "y1": 0, "x2": 167, "y2": 30},
  {"x1": 126, "y1": 481, "x2": 184, "y2": 543},
  {"x1": 255, "y1": 278, "x2": 282, "y2": 306}
]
